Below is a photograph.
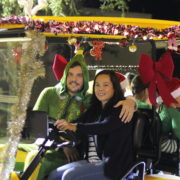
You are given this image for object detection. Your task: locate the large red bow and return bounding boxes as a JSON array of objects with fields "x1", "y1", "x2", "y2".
[{"x1": 138, "y1": 52, "x2": 176, "y2": 107}]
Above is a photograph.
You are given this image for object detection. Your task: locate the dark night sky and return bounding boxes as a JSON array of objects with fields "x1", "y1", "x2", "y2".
[{"x1": 84, "y1": 0, "x2": 180, "y2": 21}]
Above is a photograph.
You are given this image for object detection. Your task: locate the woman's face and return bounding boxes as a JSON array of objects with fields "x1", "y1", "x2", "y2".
[{"x1": 94, "y1": 74, "x2": 114, "y2": 106}]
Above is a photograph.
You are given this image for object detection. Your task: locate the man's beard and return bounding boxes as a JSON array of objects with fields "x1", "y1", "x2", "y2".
[{"x1": 67, "y1": 81, "x2": 83, "y2": 95}]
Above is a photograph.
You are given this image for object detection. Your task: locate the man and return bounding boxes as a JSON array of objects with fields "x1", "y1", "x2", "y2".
[{"x1": 24, "y1": 51, "x2": 136, "y2": 180}]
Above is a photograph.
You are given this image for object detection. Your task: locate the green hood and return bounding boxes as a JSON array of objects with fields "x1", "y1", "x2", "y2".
[{"x1": 55, "y1": 54, "x2": 89, "y2": 98}]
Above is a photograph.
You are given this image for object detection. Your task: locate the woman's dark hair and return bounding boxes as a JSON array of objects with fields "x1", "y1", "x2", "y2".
[{"x1": 91, "y1": 70, "x2": 125, "y2": 110}]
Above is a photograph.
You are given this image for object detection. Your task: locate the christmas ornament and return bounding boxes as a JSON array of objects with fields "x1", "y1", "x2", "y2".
[
  {"x1": 129, "y1": 43, "x2": 137, "y2": 52},
  {"x1": 67, "y1": 37, "x2": 77, "y2": 45},
  {"x1": 119, "y1": 38, "x2": 129, "y2": 48},
  {"x1": 90, "y1": 41, "x2": 104, "y2": 60},
  {"x1": 12, "y1": 46, "x2": 22, "y2": 64},
  {"x1": 167, "y1": 32, "x2": 177, "y2": 51},
  {"x1": 45, "y1": 42, "x2": 48, "y2": 51}
]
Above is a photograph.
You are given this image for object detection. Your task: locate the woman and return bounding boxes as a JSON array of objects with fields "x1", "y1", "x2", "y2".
[{"x1": 48, "y1": 70, "x2": 135, "y2": 180}]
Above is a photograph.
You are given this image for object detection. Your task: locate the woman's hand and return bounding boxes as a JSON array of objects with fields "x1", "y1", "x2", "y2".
[
  {"x1": 114, "y1": 97, "x2": 137, "y2": 123},
  {"x1": 54, "y1": 119, "x2": 77, "y2": 131}
]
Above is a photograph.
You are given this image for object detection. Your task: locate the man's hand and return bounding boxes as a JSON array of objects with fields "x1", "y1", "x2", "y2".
[
  {"x1": 114, "y1": 97, "x2": 136, "y2": 123},
  {"x1": 63, "y1": 147, "x2": 80, "y2": 162}
]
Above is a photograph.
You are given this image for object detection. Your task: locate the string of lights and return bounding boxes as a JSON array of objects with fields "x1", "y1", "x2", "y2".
[{"x1": 87, "y1": 65, "x2": 138, "y2": 72}]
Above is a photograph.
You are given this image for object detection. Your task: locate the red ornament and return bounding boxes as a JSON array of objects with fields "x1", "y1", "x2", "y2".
[
  {"x1": 167, "y1": 32, "x2": 177, "y2": 51},
  {"x1": 12, "y1": 47, "x2": 22, "y2": 64},
  {"x1": 90, "y1": 41, "x2": 104, "y2": 61},
  {"x1": 45, "y1": 43, "x2": 48, "y2": 51}
]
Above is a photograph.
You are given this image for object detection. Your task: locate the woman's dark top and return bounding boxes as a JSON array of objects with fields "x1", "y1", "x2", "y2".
[{"x1": 76, "y1": 106, "x2": 134, "y2": 180}]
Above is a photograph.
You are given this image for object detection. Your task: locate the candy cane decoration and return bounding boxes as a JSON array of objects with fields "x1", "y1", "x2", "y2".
[{"x1": 18, "y1": 0, "x2": 48, "y2": 17}]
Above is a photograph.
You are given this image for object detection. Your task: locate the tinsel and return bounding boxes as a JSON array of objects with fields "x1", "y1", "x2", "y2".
[
  {"x1": 0, "y1": 31, "x2": 46, "y2": 180},
  {"x1": 0, "y1": 16, "x2": 28, "y2": 25},
  {"x1": 0, "y1": 16, "x2": 180, "y2": 39},
  {"x1": 25, "y1": 20, "x2": 180, "y2": 40}
]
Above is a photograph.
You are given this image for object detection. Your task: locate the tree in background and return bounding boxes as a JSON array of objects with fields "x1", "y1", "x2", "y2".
[
  {"x1": 48, "y1": 0, "x2": 81, "y2": 16},
  {"x1": 0, "y1": 0, "x2": 130, "y2": 17},
  {"x1": 0, "y1": 0, "x2": 22, "y2": 17},
  {"x1": 99, "y1": 0, "x2": 130, "y2": 17},
  {"x1": 0, "y1": 0, "x2": 82, "y2": 17}
]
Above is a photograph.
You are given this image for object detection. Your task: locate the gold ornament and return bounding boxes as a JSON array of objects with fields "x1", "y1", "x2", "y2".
[
  {"x1": 68, "y1": 37, "x2": 77, "y2": 45},
  {"x1": 129, "y1": 43, "x2": 137, "y2": 52}
]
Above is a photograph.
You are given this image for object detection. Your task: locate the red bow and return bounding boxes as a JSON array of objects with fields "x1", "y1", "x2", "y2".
[{"x1": 138, "y1": 52, "x2": 176, "y2": 106}]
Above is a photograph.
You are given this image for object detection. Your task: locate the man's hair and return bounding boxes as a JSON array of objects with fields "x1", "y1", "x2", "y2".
[
  {"x1": 67, "y1": 61, "x2": 84, "y2": 92},
  {"x1": 69, "y1": 61, "x2": 82, "y2": 69},
  {"x1": 131, "y1": 75, "x2": 148, "y2": 95}
]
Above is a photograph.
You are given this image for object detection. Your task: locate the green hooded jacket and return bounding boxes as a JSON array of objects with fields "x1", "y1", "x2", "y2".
[
  {"x1": 136, "y1": 99, "x2": 180, "y2": 140},
  {"x1": 33, "y1": 54, "x2": 91, "y2": 122},
  {"x1": 17, "y1": 54, "x2": 92, "y2": 180}
]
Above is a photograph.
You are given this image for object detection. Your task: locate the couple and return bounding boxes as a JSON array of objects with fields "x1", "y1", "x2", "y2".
[
  {"x1": 31, "y1": 52, "x2": 136, "y2": 180},
  {"x1": 47, "y1": 69, "x2": 135, "y2": 180}
]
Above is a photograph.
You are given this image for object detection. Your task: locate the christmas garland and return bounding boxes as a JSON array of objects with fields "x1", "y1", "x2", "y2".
[{"x1": 0, "y1": 16, "x2": 180, "y2": 40}]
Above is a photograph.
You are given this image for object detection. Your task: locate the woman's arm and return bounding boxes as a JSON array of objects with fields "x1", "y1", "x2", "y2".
[{"x1": 55, "y1": 110, "x2": 133, "y2": 135}]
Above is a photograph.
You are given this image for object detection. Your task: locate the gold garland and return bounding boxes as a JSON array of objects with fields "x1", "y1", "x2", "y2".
[{"x1": 0, "y1": 31, "x2": 46, "y2": 180}]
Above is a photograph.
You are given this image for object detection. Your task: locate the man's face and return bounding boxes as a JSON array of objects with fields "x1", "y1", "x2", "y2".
[{"x1": 66, "y1": 65, "x2": 84, "y2": 96}]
